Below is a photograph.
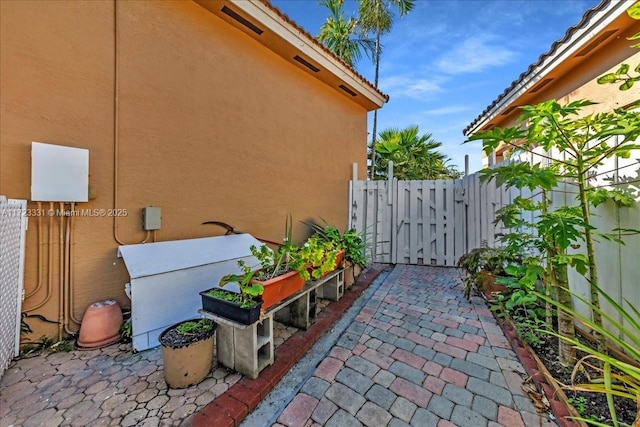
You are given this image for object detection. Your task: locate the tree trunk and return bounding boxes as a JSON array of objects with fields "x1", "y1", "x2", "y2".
[
  {"x1": 541, "y1": 190, "x2": 554, "y2": 327},
  {"x1": 554, "y1": 250, "x2": 576, "y2": 365},
  {"x1": 576, "y1": 155, "x2": 604, "y2": 351},
  {"x1": 368, "y1": 28, "x2": 382, "y2": 179}
]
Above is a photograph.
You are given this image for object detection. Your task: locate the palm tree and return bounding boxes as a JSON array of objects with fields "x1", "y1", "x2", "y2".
[
  {"x1": 374, "y1": 125, "x2": 461, "y2": 180},
  {"x1": 358, "y1": 0, "x2": 415, "y2": 178},
  {"x1": 317, "y1": 0, "x2": 375, "y2": 68}
]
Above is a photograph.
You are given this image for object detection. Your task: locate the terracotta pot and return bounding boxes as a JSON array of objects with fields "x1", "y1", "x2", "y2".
[
  {"x1": 478, "y1": 271, "x2": 507, "y2": 301},
  {"x1": 345, "y1": 261, "x2": 363, "y2": 287},
  {"x1": 77, "y1": 300, "x2": 123, "y2": 349},
  {"x1": 159, "y1": 320, "x2": 216, "y2": 388}
]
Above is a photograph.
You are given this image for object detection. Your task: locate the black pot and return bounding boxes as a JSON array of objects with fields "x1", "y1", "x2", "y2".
[{"x1": 200, "y1": 288, "x2": 262, "y2": 325}]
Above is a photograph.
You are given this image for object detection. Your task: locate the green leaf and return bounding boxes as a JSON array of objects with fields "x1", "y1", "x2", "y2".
[
  {"x1": 617, "y1": 63, "x2": 630, "y2": 75},
  {"x1": 627, "y1": 1, "x2": 640, "y2": 19},
  {"x1": 597, "y1": 73, "x2": 618, "y2": 84},
  {"x1": 244, "y1": 284, "x2": 264, "y2": 298},
  {"x1": 620, "y1": 79, "x2": 635, "y2": 91},
  {"x1": 628, "y1": 31, "x2": 640, "y2": 41}
]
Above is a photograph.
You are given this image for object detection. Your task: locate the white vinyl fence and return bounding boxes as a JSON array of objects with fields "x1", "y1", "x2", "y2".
[
  {"x1": 350, "y1": 154, "x2": 640, "y2": 330},
  {"x1": 349, "y1": 165, "x2": 523, "y2": 266},
  {"x1": 0, "y1": 196, "x2": 27, "y2": 378}
]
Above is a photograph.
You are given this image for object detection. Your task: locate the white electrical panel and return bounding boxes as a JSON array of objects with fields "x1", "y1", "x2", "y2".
[{"x1": 31, "y1": 142, "x2": 89, "y2": 202}]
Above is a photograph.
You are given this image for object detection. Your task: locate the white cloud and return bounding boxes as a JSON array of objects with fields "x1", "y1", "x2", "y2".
[
  {"x1": 436, "y1": 36, "x2": 516, "y2": 74},
  {"x1": 379, "y1": 75, "x2": 445, "y2": 99},
  {"x1": 423, "y1": 105, "x2": 472, "y2": 116}
]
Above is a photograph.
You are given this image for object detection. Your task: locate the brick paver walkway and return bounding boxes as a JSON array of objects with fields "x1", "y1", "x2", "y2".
[
  {"x1": 1, "y1": 265, "x2": 559, "y2": 426},
  {"x1": 260, "y1": 265, "x2": 557, "y2": 427}
]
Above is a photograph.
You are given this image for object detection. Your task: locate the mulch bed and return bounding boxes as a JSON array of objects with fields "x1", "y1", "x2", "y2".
[{"x1": 499, "y1": 316, "x2": 637, "y2": 426}]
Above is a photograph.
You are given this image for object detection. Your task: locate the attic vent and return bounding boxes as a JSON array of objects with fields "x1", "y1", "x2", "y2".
[
  {"x1": 339, "y1": 85, "x2": 357, "y2": 97},
  {"x1": 501, "y1": 105, "x2": 519, "y2": 116},
  {"x1": 294, "y1": 55, "x2": 320, "y2": 72},
  {"x1": 575, "y1": 30, "x2": 616, "y2": 57},
  {"x1": 530, "y1": 78, "x2": 553, "y2": 93},
  {"x1": 221, "y1": 6, "x2": 263, "y2": 35}
]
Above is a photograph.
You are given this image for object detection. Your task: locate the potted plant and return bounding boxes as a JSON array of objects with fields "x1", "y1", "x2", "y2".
[
  {"x1": 303, "y1": 219, "x2": 368, "y2": 285},
  {"x1": 158, "y1": 318, "x2": 216, "y2": 388},
  {"x1": 246, "y1": 240, "x2": 306, "y2": 309},
  {"x1": 298, "y1": 235, "x2": 339, "y2": 280},
  {"x1": 200, "y1": 259, "x2": 264, "y2": 324},
  {"x1": 457, "y1": 246, "x2": 520, "y2": 301},
  {"x1": 205, "y1": 215, "x2": 307, "y2": 314}
]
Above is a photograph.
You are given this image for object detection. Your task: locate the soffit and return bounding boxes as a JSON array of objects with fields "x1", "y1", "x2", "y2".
[
  {"x1": 193, "y1": 0, "x2": 388, "y2": 111},
  {"x1": 464, "y1": 0, "x2": 637, "y2": 136}
]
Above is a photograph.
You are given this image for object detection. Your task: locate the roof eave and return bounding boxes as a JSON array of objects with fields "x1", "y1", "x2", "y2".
[
  {"x1": 463, "y1": 0, "x2": 629, "y2": 136},
  {"x1": 194, "y1": 0, "x2": 388, "y2": 111}
]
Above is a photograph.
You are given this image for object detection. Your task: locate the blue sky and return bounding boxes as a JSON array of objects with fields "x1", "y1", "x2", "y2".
[{"x1": 271, "y1": 0, "x2": 601, "y2": 173}]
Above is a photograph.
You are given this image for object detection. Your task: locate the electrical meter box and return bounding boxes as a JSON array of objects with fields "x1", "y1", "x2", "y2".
[
  {"x1": 143, "y1": 206, "x2": 161, "y2": 230},
  {"x1": 31, "y1": 142, "x2": 89, "y2": 202}
]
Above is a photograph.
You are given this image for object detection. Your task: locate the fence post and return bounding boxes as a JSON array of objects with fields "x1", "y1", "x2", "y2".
[{"x1": 349, "y1": 163, "x2": 357, "y2": 228}]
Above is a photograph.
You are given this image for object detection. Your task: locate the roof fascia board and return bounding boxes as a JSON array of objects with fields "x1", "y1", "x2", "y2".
[
  {"x1": 465, "y1": 1, "x2": 628, "y2": 135},
  {"x1": 227, "y1": 0, "x2": 387, "y2": 108}
]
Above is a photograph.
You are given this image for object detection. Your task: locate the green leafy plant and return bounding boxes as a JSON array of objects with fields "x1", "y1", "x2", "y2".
[
  {"x1": 218, "y1": 259, "x2": 265, "y2": 308},
  {"x1": 303, "y1": 218, "x2": 368, "y2": 268},
  {"x1": 537, "y1": 285, "x2": 640, "y2": 426},
  {"x1": 218, "y1": 215, "x2": 306, "y2": 306},
  {"x1": 491, "y1": 264, "x2": 547, "y2": 349},
  {"x1": 119, "y1": 319, "x2": 132, "y2": 342},
  {"x1": 298, "y1": 235, "x2": 337, "y2": 280},
  {"x1": 467, "y1": 98, "x2": 640, "y2": 353},
  {"x1": 567, "y1": 396, "x2": 600, "y2": 423},
  {"x1": 176, "y1": 319, "x2": 214, "y2": 336},
  {"x1": 456, "y1": 246, "x2": 521, "y2": 300}
]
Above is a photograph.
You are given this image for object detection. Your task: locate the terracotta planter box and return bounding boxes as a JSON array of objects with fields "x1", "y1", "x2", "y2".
[
  {"x1": 334, "y1": 250, "x2": 345, "y2": 270},
  {"x1": 252, "y1": 270, "x2": 304, "y2": 309},
  {"x1": 308, "y1": 250, "x2": 346, "y2": 280},
  {"x1": 200, "y1": 288, "x2": 263, "y2": 325}
]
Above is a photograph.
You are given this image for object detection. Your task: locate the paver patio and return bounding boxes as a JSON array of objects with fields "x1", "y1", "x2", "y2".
[{"x1": 1, "y1": 265, "x2": 559, "y2": 426}]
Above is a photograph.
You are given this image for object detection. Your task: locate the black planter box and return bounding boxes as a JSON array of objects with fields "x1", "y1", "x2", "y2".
[{"x1": 200, "y1": 288, "x2": 262, "y2": 325}]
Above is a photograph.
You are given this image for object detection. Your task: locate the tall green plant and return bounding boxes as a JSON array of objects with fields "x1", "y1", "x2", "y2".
[
  {"x1": 479, "y1": 161, "x2": 581, "y2": 364},
  {"x1": 467, "y1": 99, "x2": 640, "y2": 351},
  {"x1": 374, "y1": 125, "x2": 461, "y2": 179},
  {"x1": 317, "y1": 0, "x2": 375, "y2": 67},
  {"x1": 537, "y1": 285, "x2": 640, "y2": 427}
]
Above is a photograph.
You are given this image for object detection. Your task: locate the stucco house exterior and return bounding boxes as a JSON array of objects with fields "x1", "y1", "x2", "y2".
[
  {"x1": 0, "y1": 0, "x2": 386, "y2": 341},
  {"x1": 464, "y1": 0, "x2": 639, "y2": 165}
]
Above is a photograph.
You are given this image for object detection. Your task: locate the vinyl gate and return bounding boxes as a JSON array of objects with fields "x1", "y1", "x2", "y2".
[
  {"x1": 0, "y1": 196, "x2": 27, "y2": 378},
  {"x1": 349, "y1": 167, "x2": 518, "y2": 266}
]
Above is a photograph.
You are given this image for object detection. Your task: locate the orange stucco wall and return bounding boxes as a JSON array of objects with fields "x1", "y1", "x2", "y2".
[{"x1": 0, "y1": 1, "x2": 369, "y2": 341}]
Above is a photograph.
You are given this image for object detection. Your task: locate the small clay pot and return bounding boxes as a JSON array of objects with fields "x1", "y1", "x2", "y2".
[{"x1": 77, "y1": 300, "x2": 123, "y2": 349}]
